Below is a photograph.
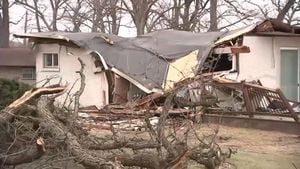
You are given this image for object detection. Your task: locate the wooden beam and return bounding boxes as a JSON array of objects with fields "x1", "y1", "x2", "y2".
[{"x1": 213, "y1": 46, "x2": 250, "y2": 54}]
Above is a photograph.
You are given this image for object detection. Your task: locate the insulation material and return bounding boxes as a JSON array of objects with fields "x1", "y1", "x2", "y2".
[{"x1": 165, "y1": 50, "x2": 199, "y2": 90}]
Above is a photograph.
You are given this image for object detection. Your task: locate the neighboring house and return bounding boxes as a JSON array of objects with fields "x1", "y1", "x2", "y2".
[
  {"x1": 0, "y1": 48, "x2": 36, "y2": 85},
  {"x1": 14, "y1": 19, "x2": 300, "y2": 108}
]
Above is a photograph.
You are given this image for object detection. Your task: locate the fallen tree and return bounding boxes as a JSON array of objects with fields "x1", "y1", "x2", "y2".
[
  {"x1": 0, "y1": 78, "x2": 31, "y2": 110},
  {"x1": 0, "y1": 58, "x2": 233, "y2": 169}
]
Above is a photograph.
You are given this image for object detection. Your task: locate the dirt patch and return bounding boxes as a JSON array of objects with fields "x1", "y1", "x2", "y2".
[{"x1": 193, "y1": 124, "x2": 300, "y2": 169}]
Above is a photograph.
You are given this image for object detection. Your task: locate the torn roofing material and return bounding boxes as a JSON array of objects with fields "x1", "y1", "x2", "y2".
[
  {"x1": 14, "y1": 30, "x2": 224, "y2": 93},
  {"x1": 133, "y1": 30, "x2": 224, "y2": 60},
  {"x1": 215, "y1": 18, "x2": 300, "y2": 44}
]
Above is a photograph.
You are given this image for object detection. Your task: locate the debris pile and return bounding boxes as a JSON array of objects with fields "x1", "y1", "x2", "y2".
[{"x1": 77, "y1": 74, "x2": 299, "y2": 133}]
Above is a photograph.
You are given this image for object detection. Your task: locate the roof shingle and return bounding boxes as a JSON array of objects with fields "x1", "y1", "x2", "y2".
[{"x1": 0, "y1": 48, "x2": 35, "y2": 67}]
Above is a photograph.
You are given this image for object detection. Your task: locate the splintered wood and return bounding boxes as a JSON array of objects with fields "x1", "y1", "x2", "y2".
[{"x1": 8, "y1": 85, "x2": 65, "y2": 109}]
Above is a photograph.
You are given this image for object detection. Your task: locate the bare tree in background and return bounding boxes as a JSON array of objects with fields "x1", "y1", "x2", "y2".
[
  {"x1": 272, "y1": 0, "x2": 300, "y2": 25},
  {"x1": 285, "y1": 0, "x2": 300, "y2": 26},
  {"x1": 121, "y1": 0, "x2": 158, "y2": 35},
  {"x1": 82, "y1": 0, "x2": 122, "y2": 34},
  {"x1": 105, "y1": 0, "x2": 121, "y2": 34},
  {"x1": 246, "y1": 0, "x2": 299, "y2": 25},
  {"x1": 217, "y1": 0, "x2": 257, "y2": 31},
  {"x1": 16, "y1": 0, "x2": 67, "y2": 31},
  {"x1": 169, "y1": 0, "x2": 210, "y2": 31},
  {"x1": 9, "y1": 0, "x2": 299, "y2": 37},
  {"x1": 64, "y1": 0, "x2": 87, "y2": 32},
  {"x1": 86, "y1": 0, "x2": 107, "y2": 32},
  {"x1": 0, "y1": 0, "x2": 9, "y2": 47},
  {"x1": 277, "y1": 0, "x2": 296, "y2": 21},
  {"x1": 209, "y1": 0, "x2": 217, "y2": 31}
]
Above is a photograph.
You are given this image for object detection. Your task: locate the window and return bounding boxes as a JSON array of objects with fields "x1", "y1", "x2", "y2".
[
  {"x1": 201, "y1": 53, "x2": 233, "y2": 73},
  {"x1": 280, "y1": 48, "x2": 300, "y2": 101},
  {"x1": 22, "y1": 68, "x2": 36, "y2": 80},
  {"x1": 43, "y1": 53, "x2": 59, "y2": 68}
]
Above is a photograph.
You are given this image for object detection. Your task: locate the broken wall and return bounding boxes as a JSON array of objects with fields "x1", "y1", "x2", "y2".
[
  {"x1": 229, "y1": 36, "x2": 300, "y2": 90},
  {"x1": 164, "y1": 50, "x2": 199, "y2": 90}
]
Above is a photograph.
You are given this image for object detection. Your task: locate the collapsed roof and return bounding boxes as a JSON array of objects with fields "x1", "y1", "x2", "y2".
[
  {"x1": 14, "y1": 19, "x2": 300, "y2": 93},
  {"x1": 14, "y1": 31, "x2": 223, "y2": 93}
]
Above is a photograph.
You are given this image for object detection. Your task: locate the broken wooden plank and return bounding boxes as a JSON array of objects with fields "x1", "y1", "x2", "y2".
[
  {"x1": 213, "y1": 46, "x2": 250, "y2": 54},
  {"x1": 135, "y1": 92, "x2": 163, "y2": 108}
]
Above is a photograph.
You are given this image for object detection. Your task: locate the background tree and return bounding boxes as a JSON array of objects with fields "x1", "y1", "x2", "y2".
[
  {"x1": 10, "y1": 0, "x2": 299, "y2": 36},
  {"x1": 277, "y1": 0, "x2": 296, "y2": 21},
  {"x1": 209, "y1": 0, "x2": 217, "y2": 31},
  {"x1": 121, "y1": 0, "x2": 158, "y2": 35},
  {"x1": 15, "y1": 0, "x2": 67, "y2": 31},
  {"x1": 0, "y1": 0, "x2": 9, "y2": 47}
]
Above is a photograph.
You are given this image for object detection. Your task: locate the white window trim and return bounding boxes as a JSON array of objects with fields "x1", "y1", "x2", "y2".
[
  {"x1": 43, "y1": 53, "x2": 59, "y2": 68},
  {"x1": 43, "y1": 53, "x2": 60, "y2": 72}
]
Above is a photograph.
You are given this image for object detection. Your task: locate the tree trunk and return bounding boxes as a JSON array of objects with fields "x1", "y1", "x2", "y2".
[
  {"x1": 33, "y1": 0, "x2": 42, "y2": 32},
  {"x1": 0, "y1": 0, "x2": 9, "y2": 47},
  {"x1": 182, "y1": 0, "x2": 193, "y2": 31},
  {"x1": 209, "y1": 0, "x2": 218, "y2": 31},
  {"x1": 171, "y1": 0, "x2": 180, "y2": 29},
  {"x1": 110, "y1": 0, "x2": 119, "y2": 35},
  {"x1": 23, "y1": 11, "x2": 29, "y2": 46},
  {"x1": 132, "y1": 0, "x2": 147, "y2": 35},
  {"x1": 52, "y1": 9, "x2": 58, "y2": 31},
  {"x1": 277, "y1": 0, "x2": 296, "y2": 21},
  {"x1": 135, "y1": 21, "x2": 146, "y2": 35}
]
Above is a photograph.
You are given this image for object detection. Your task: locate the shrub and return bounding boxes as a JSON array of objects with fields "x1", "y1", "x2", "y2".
[{"x1": 0, "y1": 79, "x2": 31, "y2": 109}]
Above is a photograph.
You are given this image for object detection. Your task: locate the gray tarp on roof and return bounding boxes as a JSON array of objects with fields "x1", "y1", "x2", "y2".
[
  {"x1": 134, "y1": 30, "x2": 224, "y2": 60},
  {"x1": 86, "y1": 36, "x2": 169, "y2": 90},
  {"x1": 62, "y1": 33, "x2": 168, "y2": 90},
  {"x1": 14, "y1": 30, "x2": 224, "y2": 92},
  {"x1": 65, "y1": 31, "x2": 224, "y2": 90}
]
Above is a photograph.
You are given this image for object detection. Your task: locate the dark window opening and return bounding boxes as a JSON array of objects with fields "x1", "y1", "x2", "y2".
[
  {"x1": 94, "y1": 59, "x2": 104, "y2": 69},
  {"x1": 202, "y1": 54, "x2": 232, "y2": 73},
  {"x1": 90, "y1": 52, "x2": 105, "y2": 70}
]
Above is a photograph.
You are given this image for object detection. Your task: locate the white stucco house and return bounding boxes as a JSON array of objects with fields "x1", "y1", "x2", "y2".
[
  {"x1": 14, "y1": 19, "x2": 300, "y2": 108},
  {"x1": 33, "y1": 43, "x2": 110, "y2": 108},
  {"x1": 212, "y1": 19, "x2": 300, "y2": 102}
]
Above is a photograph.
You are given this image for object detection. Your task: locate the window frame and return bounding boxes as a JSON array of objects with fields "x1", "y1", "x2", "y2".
[
  {"x1": 22, "y1": 67, "x2": 36, "y2": 80},
  {"x1": 280, "y1": 48, "x2": 300, "y2": 101},
  {"x1": 43, "y1": 53, "x2": 59, "y2": 68}
]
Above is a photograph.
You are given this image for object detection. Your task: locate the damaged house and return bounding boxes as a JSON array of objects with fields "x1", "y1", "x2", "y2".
[
  {"x1": 13, "y1": 31, "x2": 225, "y2": 108},
  {"x1": 213, "y1": 19, "x2": 300, "y2": 103},
  {"x1": 14, "y1": 19, "x2": 300, "y2": 111}
]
